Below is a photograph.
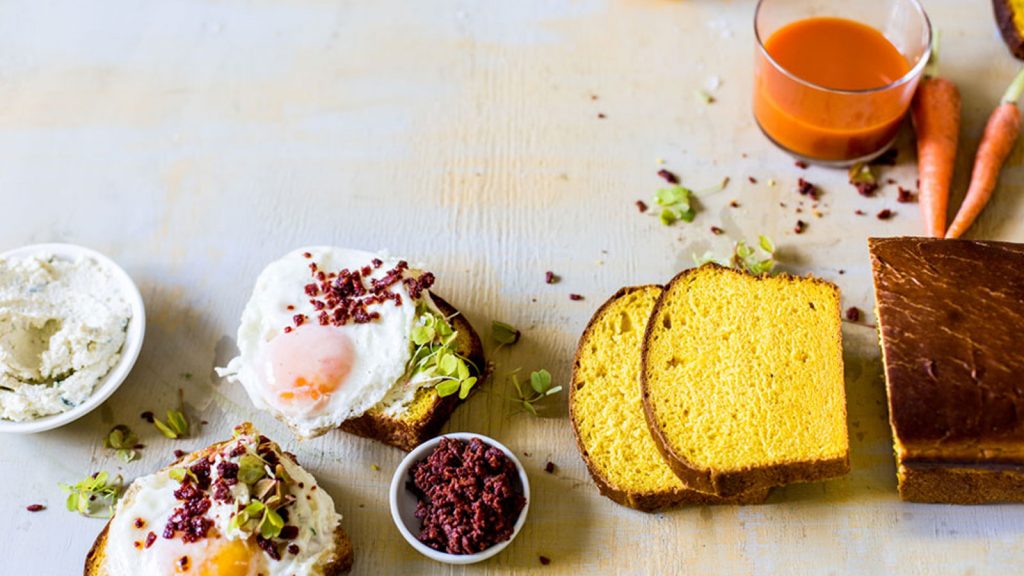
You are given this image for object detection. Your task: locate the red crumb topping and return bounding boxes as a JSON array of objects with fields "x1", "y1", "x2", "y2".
[
  {"x1": 545, "y1": 271, "x2": 559, "y2": 284},
  {"x1": 145, "y1": 532, "x2": 157, "y2": 548},
  {"x1": 409, "y1": 438, "x2": 526, "y2": 555},
  {"x1": 290, "y1": 258, "x2": 434, "y2": 332},
  {"x1": 855, "y1": 209, "x2": 867, "y2": 216},
  {"x1": 134, "y1": 518, "x2": 146, "y2": 529},
  {"x1": 635, "y1": 200, "x2": 648, "y2": 213},
  {"x1": 26, "y1": 504, "x2": 45, "y2": 512},
  {"x1": 748, "y1": 176, "x2": 758, "y2": 184},
  {"x1": 303, "y1": 252, "x2": 312, "y2": 259},
  {"x1": 544, "y1": 461, "x2": 556, "y2": 474},
  {"x1": 729, "y1": 200, "x2": 740, "y2": 208},
  {"x1": 796, "y1": 178, "x2": 820, "y2": 200},
  {"x1": 845, "y1": 307, "x2": 861, "y2": 322},
  {"x1": 540, "y1": 556, "x2": 552, "y2": 565},
  {"x1": 877, "y1": 209, "x2": 894, "y2": 220},
  {"x1": 854, "y1": 181, "x2": 878, "y2": 197},
  {"x1": 288, "y1": 544, "x2": 301, "y2": 555},
  {"x1": 897, "y1": 187, "x2": 916, "y2": 203},
  {"x1": 657, "y1": 169, "x2": 680, "y2": 184},
  {"x1": 795, "y1": 160, "x2": 808, "y2": 169},
  {"x1": 140, "y1": 411, "x2": 154, "y2": 423},
  {"x1": 569, "y1": 294, "x2": 584, "y2": 301},
  {"x1": 710, "y1": 226, "x2": 724, "y2": 235},
  {"x1": 597, "y1": 113, "x2": 606, "y2": 119},
  {"x1": 794, "y1": 220, "x2": 807, "y2": 234}
]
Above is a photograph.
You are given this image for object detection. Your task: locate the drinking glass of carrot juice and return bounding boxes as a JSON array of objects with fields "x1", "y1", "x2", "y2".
[{"x1": 753, "y1": 0, "x2": 932, "y2": 165}]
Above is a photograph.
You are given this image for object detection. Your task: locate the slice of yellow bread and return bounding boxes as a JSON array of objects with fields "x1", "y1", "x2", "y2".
[
  {"x1": 570, "y1": 286, "x2": 770, "y2": 510},
  {"x1": 641, "y1": 265, "x2": 849, "y2": 497}
]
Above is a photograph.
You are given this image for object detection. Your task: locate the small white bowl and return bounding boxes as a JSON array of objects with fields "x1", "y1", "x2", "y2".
[
  {"x1": 0, "y1": 243, "x2": 146, "y2": 434},
  {"x1": 390, "y1": 432, "x2": 530, "y2": 565}
]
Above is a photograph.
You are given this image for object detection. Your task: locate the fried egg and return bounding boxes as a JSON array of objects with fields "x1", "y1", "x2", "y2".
[
  {"x1": 219, "y1": 247, "x2": 438, "y2": 438},
  {"x1": 102, "y1": 424, "x2": 340, "y2": 576}
]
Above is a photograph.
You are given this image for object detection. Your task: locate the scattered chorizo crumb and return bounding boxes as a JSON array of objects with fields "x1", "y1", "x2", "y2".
[
  {"x1": 729, "y1": 200, "x2": 740, "y2": 208},
  {"x1": 569, "y1": 294, "x2": 584, "y2": 301},
  {"x1": 854, "y1": 182, "x2": 879, "y2": 197},
  {"x1": 636, "y1": 200, "x2": 648, "y2": 213},
  {"x1": 855, "y1": 209, "x2": 867, "y2": 216},
  {"x1": 877, "y1": 209, "x2": 895, "y2": 220},
  {"x1": 26, "y1": 504, "x2": 45, "y2": 512},
  {"x1": 748, "y1": 176, "x2": 758, "y2": 184},
  {"x1": 838, "y1": 269, "x2": 846, "y2": 275},
  {"x1": 795, "y1": 160, "x2": 809, "y2": 169},
  {"x1": 797, "y1": 178, "x2": 820, "y2": 200},
  {"x1": 545, "y1": 271, "x2": 559, "y2": 284},
  {"x1": 173, "y1": 449, "x2": 187, "y2": 459},
  {"x1": 794, "y1": 220, "x2": 807, "y2": 234},
  {"x1": 886, "y1": 178, "x2": 897, "y2": 185},
  {"x1": 845, "y1": 307, "x2": 861, "y2": 322},
  {"x1": 657, "y1": 169, "x2": 680, "y2": 184},
  {"x1": 544, "y1": 461, "x2": 556, "y2": 474},
  {"x1": 597, "y1": 113, "x2": 606, "y2": 119},
  {"x1": 540, "y1": 556, "x2": 552, "y2": 566},
  {"x1": 141, "y1": 411, "x2": 154, "y2": 423},
  {"x1": 710, "y1": 226, "x2": 724, "y2": 235},
  {"x1": 897, "y1": 187, "x2": 917, "y2": 203}
]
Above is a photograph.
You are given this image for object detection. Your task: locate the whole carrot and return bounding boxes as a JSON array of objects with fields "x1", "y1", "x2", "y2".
[
  {"x1": 912, "y1": 80, "x2": 961, "y2": 237},
  {"x1": 911, "y1": 35, "x2": 960, "y2": 238},
  {"x1": 946, "y1": 67, "x2": 1024, "y2": 239}
]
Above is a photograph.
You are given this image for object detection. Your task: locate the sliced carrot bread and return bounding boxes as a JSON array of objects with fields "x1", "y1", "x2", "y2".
[
  {"x1": 570, "y1": 286, "x2": 769, "y2": 510},
  {"x1": 641, "y1": 265, "x2": 850, "y2": 497}
]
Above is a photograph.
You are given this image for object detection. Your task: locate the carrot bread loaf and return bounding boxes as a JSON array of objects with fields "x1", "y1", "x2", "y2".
[
  {"x1": 641, "y1": 265, "x2": 849, "y2": 497},
  {"x1": 994, "y1": 0, "x2": 1024, "y2": 59},
  {"x1": 570, "y1": 286, "x2": 769, "y2": 510},
  {"x1": 869, "y1": 237, "x2": 1024, "y2": 503}
]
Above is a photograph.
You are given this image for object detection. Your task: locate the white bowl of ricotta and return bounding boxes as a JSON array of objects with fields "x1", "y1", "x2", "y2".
[{"x1": 0, "y1": 243, "x2": 145, "y2": 434}]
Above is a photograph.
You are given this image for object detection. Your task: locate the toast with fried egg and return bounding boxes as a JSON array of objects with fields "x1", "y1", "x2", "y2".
[
  {"x1": 218, "y1": 247, "x2": 488, "y2": 451},
  {"x1": 84, "y1": 423, "x2": 353, "y2": 576}
]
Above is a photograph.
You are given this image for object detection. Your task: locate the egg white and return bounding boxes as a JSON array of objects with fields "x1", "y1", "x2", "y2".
[
  {"x1": 220, "y1": 246, "x2": 432, "y2": 438},
  {"x1": 103, "y1": 431, "x2": 340, "y2": 576}
]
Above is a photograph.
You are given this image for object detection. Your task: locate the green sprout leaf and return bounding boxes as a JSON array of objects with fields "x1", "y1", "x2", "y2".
[
  {"x1": 653, "y1": 185, "x2": 701, "y2": 227},
  {"x1": 698, "y1": 235, "x2": 778, "y2": 276},
  {"x1": 511, "y1": 369, "x2": 559, "y2": 417},
  {"x1": 260, "y1": 507, "x2": 285, "y2": 539},
  {"x1": 238, "y1": 454, "x2": 267, "y2": 485},
  {"x1": 530, "y1": 369, "x2": 552, "y2": 394},
  {"x1": 848, "y1": 162, "x2": 876, "y2": 185},
  {"x1": 491, "y1": 321, "x2": 521, "y2": 347},
  {"x1": 104, "y1": 425, "x2": 139, "y2": 463},
  {"x1": 59, "y1": 471, "x2": 123, "y2": 518},
  {"x1": 153, "y1": 409, "x2": 189, "y2": 439},
  {"x1": 436, "y1": 380, "x2": 460, "y2": 397}
]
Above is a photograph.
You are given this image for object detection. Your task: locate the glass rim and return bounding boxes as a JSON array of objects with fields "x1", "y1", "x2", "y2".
[{"x1": 753, "y1": 0, "x2": 933, "y2": 96}]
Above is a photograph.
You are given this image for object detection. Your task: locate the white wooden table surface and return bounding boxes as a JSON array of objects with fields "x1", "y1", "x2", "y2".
[{"x1": 2, "y1": 1, "x2": 1023, "y2": 574}]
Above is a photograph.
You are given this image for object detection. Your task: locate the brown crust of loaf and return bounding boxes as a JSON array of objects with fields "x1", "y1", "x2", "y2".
[
  {"x1": 640, "y1": 264, "x2": 850, "y2": 497},
  {"x1": 570, "y1": 286, "x2": 772, "y2": 510},
  {"x1": 83, "y1": 426, "x2": 354, "y2": 574},
  {"x1": 898, "y1": 461, "x2": 1024, "y2": 504},
  {"x1": 339, "y1": 294, "x2": 488, "y2": 452},
  {"x1": 869, "y1": 237, "x2": 1024, "y2": 503},
  {"x1": 994, "y1": 0, "x2": 1024, "y2": 59}
]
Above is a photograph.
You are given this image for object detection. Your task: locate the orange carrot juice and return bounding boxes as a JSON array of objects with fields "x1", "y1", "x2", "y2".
[{"x1": 754, "y1": 17, "x2": 915, "y2": 162}]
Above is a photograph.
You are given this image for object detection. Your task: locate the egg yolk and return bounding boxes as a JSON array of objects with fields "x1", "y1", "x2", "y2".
[
  {"x1": 197, "y1": 539, "x2": 258, "y2": 576},
  {"x1": 265, "y1": 324, "x2": 354, "y2": 412}
]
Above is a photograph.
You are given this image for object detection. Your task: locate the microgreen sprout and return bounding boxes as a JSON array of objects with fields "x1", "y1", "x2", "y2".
[
  {"x1": 104, "y1": 425, "x2": 139, "y2": 462},
  {"x1": 694, "y1": 235, "x2": 778, "y2": 276},
  {"x1": 654, "y1": 185, "x2": 697, "y2": 226},
  {"x1": 511, "y1": 369, "x2": 562, "y2": 416},
  {"x1": 409, "y1": 303, "x2": 479, "y2": 400},
  {"x1": 491, "y1": 320, "x2": 521, "y2": 350},
  {"x1": 60, "y1": 471, "x2": 123, "y2": 518}
]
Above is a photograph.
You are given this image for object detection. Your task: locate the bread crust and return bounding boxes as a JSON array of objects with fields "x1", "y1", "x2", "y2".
[
  {"x1": 994, "y1": 0, "x2": 1024, "y2": 59},
  {"x1": 83, "y1": 428, "x2": 354, "y2": 575},
  {"x1": 898, "y1": 461, "x2": 1024, "y2": 504},
  {"x1": 570, "y1": 286, "x2": 771, "y2": 510},
  {"x1": 640, "y1": 264, "x2": 850, "y2": 497},
  {"x1": 339, "y1": 294, "x2": 488, "y2": 452}
]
